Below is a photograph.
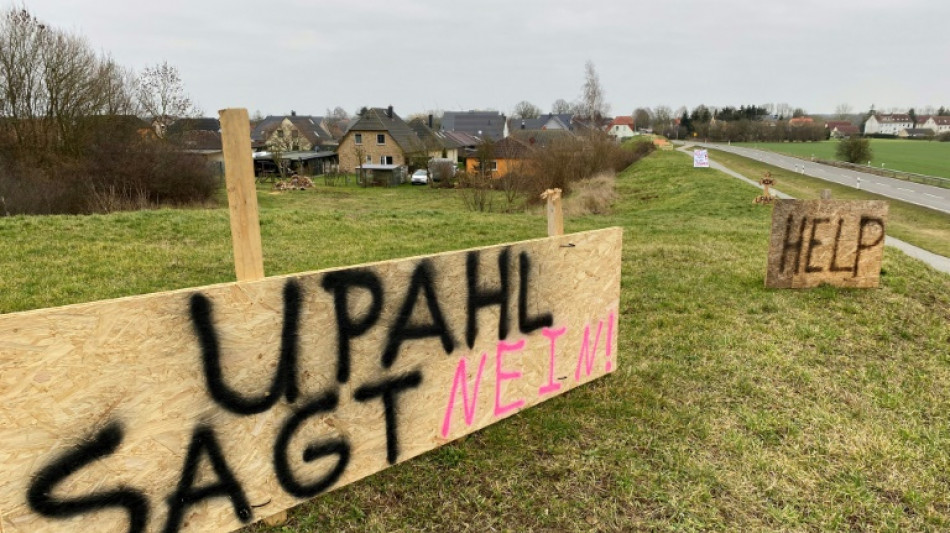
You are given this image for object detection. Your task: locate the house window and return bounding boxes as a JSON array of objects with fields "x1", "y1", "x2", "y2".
[
  {"x1": 355, "y1": 133, "x2": 362, "y2": 144},
  {"x1": 377, "y1": 134, "x2": 386, "y2": 145},
  {"x1": 277, "y1": 130, "x2": 284, "y2": 138},
  {"x1": 490, "y1": 161, "x2": 498, "y2": 171},
  {"x1": 366, "y1": 155, "x2": 372, "y2": 163},
  {"x1": 291, "y1": 130, "x2": 299, "y2": 138},
  {"x1": 380, "y1": 155, "x2": 393, "y2": 165}
]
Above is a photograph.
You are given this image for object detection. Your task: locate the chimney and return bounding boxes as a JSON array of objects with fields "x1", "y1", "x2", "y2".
[
  {"x1": 387, "y1": 105, "x2": 393, "y2": 118},
  {"x1": 428, "y1": 114, "x2": 433, "y2": 128},
  {"x1": 291, "y1": 110, "x2": 296, "y2": 117}
]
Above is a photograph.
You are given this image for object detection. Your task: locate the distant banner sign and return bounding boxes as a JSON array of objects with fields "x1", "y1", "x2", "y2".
[
  {"x1": 766, "y1": 200, "x2": 888, "y2": 288},
  {"x1": 0, "y1": 228, "x2": 621, "y2": 532},
  {"x1": 693, "y1": 149, "x2": 709, "y2": 168}
]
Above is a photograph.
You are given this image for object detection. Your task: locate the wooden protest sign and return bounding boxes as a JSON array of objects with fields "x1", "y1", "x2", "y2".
[
  {"x1": 0, "y1": 227, "x2": 621, "y2": 532},
  {"x1": 766, "y1": 199, "x2": 888, "y2": 288}
]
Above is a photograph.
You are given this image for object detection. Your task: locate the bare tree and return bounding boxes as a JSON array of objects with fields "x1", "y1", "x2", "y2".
[
  {"x1": 325, "y1": 106, "x2": 349, "y2": 121},
  {"x1": 579, "y1": 60, "x2": 610, "y2": 121},
  {"x1": 551, "y1": 98, "x2": 573, "y2": 114},
  {"x1": 136, "y1": 60, "x2": 200, "y2": 137},
  {"x1": 0, "y1": 7, "x2": 137, "y2": 156},
  {"x1": 352, "y1": 143, "x2": 367, "y2": 185},
  {"x1": 834, "y1": 103, "x2": 853, "y2": 120},
  {"x1": 513, "y1": 100, "x2": 541, "y2": 119},
  {"x1": 652, "y1": 106, "x2": 673, "y2": 136},
  {"x1": 633, "y1": 108, "x2": 652, "y2": 131}
]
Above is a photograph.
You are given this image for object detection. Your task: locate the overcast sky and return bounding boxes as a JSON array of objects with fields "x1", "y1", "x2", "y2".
[{"x1": 23, "y1": 0, "x2": 950, "y2": 118}]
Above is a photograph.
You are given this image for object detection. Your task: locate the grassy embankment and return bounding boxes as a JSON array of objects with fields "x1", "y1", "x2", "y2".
[
  {"x1": 734, "y1": 139, "x2": 950, "y2": 179},
  {"x1": 705, "y1": 148, "x2": 950, "y2": 259},
  {"x1": 2, "y1": 150, "x2": 949, "y2": 531}
]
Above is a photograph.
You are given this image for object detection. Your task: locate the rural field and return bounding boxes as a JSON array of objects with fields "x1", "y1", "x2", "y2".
[
  {"x1": 2, "y1": 150, "x2": 950, "y2": 531},
  {"x1": 734, "y1": 139, "x2": 950, "y2": 179}
]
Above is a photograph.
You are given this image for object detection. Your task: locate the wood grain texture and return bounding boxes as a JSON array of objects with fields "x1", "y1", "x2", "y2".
[
  {"x1": 0, "y1": 227, "x2": 622, "y2": 532},
  {"x1": 542, "y1": 188, "x2": 564, "y2": 237},
  {"x1": 766, "y1": 200, "x2": 888, "y2": 288},
  {"x1": 219, "y1": 108, "x2": 264, "y2": 282}
]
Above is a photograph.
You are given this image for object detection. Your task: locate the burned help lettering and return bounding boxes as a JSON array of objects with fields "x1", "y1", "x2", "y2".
[
  {"x1": 20, "y1": 234, "x2": 620, "y2": 533},
  {"x1": 766, "y1": 200, "x2": 889, "y2": 289}
]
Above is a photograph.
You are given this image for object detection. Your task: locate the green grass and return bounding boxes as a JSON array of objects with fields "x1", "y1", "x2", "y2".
[
  {"x1": 2, "y1": 152, "x2": 950, "y2": 531},
  {"x1": 706, "y1": 148, "x2": 950, "y2": 258},
  {"x1": 734, "y1": 139, "x2": 950, "y2": 179}
]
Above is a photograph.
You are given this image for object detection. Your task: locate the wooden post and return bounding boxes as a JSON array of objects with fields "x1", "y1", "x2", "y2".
[
  {"x1": 820, "y1": 189, "x2": 832, "y2": 200},
  {"x1": 541, "y1": 188, "x2": 564, "y2": 236},
  {"x1": 219, "y1": 108, "x2": 265, "y2": 282}
]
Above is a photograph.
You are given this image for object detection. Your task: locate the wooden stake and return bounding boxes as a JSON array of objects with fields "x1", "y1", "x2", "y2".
[
  {"x1": 541, "y1": 188, "x2": 564, "y2": 236},
  {"x1": 821, "y1": 189, "x2": 832, "y2": 200},
  {"x1": 219, "y1": 108, "x2": 265, "y2": 282}
]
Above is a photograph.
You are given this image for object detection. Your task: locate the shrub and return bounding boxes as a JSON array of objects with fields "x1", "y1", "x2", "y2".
[
  {"x1": 0, "y1": 133, "x2": 220, "y2": 215},
  {"x1": 835, "y1": 137, "x2": 873, "y2": 163},
  {"x1": 520, "y1": 133, "x2": 653, "y2": 204},
  {"x1": 456, "y1": 172, "x2": 494, "y2": 212},
  {"x1": 563, "y1": 172, "x2": 618, "y2": 216}
]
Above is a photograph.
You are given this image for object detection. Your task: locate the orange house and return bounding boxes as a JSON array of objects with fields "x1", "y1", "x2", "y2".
[{"x1": 464, "y1": 137, "x2": 532, "y2": 178}]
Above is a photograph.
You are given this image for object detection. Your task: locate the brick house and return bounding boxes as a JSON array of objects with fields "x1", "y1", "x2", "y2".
[{"x1": 337, "y1": 106, "x2": 424, "y2": 172}]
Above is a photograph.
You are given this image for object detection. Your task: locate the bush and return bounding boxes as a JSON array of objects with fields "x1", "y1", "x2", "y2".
[
  {"x1": 0, "y1": 124, "x2": 220, "y2": 215},
  {"x1": 563, "y1": 172, "x2": 618, "y2": 216},
  {"x1": 456, "y1": 172, "x2": 494, "y2": 212},
  {"x1": 835, "y1": 137, "x2": 873, "y2": 163},
  {"x1": 520, "y1": 133, "x2": 653, "y2": 203}
]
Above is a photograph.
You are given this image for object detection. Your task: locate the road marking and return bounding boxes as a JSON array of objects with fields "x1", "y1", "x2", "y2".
[
  {"x1": 924, "y1": 193, "x2": 942, "y2": 199},
  {"x1": 897, "y1": 187, "x2": 913, "y2": 192}
]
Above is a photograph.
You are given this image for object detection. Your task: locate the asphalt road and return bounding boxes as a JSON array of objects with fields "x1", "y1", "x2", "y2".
[
  {"x1": 691, "y1": 143, "x2": 950, "y2": 215},
  {"x1": 675, "y1": 145, "x2": 950, "y2": 274}
]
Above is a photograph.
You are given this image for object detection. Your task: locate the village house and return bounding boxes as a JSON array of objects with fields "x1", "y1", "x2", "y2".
[
  {"x1": 251, "y1": 112, "x2": 336, "y2": 152},
  {"x1": 920, "y1": 116, "x2": 950, "y2": 134},
  {"x1": 464, "y1": 136, "x2": 532, "y2": 178},
  {"x1": 863, "y1": 113, "x2": 913, "y2": 135},
  {"x1": 337, "y1": 106, "x2": 424, "y2": 174},
  {"x1": 408, "y1": 116, "x2": 462, "y2": 163},
  {"x1": 605, "y1": 116, "x2": 636, "y2": 141}
]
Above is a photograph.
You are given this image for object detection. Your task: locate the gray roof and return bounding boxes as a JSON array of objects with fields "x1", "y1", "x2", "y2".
[
  {"x1": 251, "y1": 115, "x2": 335, "y2": 146},
  {"x1": 441, "y1": 130, "x2": 481, "y2": 147},
  {"x1": 347, "y1": 107, "x2": 423, "y2": 153},
  {"x1": 509, "y1": 129, "x2": 575, "y2": 148},
  {"x1": 167, "y1": 117, "x2": 220, "y2": 136},
  {"x1": 408, "y1": 118, "x2": 463, "y2": 150},
  {"x1": 508, "y1": 114, "x2": 574, "y2": 132},
  {"x1": 441, "y1": 111, "x2": 506, "y2": 140}
]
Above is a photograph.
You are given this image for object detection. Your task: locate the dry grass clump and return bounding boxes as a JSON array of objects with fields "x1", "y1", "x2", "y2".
[{"x1": 563, "y1": 171, "x2": 617, "y2": 216}]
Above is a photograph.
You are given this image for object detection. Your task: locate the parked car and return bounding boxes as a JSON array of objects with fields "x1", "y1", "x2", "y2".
[{"x1": 410, "y1": 169, "x2": 429, "y2": 185}]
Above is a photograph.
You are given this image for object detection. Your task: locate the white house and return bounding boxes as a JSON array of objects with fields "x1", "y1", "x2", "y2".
[
  {"x1": 606, "y1": 116, "x2": 636, "y2": 140},
  {"x1": 921, "y1": 116, "x2": 950, "y2": 134},
  {"x1": 863, "y1": 113, "x2": 912, "y2": 135}
]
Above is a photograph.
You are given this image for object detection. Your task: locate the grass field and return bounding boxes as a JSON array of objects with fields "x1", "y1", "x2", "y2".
[
  {"x1": 705, "y1": 148, "x2": 950, "y2": 258},
  {"x1": 2, "y1": 152, "x2": 950, "y2": 531},
  {"x1": 734, "y1": 139, "x2": 950, "y2": 179}
]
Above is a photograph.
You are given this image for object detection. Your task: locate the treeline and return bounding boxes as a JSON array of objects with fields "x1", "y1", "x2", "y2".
[{"x1": 0, "y1": 8, "x2": 216, "y2": 215}]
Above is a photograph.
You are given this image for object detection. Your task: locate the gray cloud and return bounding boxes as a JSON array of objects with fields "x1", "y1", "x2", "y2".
[{"x1": 23, "y1": 0, "x2": 950, "y2": 117}]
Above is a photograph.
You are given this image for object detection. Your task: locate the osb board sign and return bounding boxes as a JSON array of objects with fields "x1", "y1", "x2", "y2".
[
  {"x1": 766, "y1": 200, "x2": 888, "y2": 288},
  {"x1": 0, "y1": 227, "x2": 622, "y2": 533}
]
